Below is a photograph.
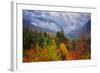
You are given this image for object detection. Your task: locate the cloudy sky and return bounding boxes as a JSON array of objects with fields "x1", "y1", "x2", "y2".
[{"x1": 23, "y1": 10, "x2": 91, "y2": 38}]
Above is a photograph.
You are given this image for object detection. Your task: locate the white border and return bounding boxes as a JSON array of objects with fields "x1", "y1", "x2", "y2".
[{"x1": 11, "y1": 2, "x2": 97, "y2": 71}]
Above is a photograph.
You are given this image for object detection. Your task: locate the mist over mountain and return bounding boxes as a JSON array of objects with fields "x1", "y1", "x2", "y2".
[{"x1": 23, "y1": 10, "x2": 91, "y2": 39}]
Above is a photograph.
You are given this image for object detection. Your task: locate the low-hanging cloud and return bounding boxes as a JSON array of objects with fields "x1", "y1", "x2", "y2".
[{"x1": 23, "y1": 10, "x2": 91, "y2": 35}]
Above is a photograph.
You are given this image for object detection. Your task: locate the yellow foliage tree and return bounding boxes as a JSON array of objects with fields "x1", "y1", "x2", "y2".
[
  {"x1": 47, "y1": 39, "x2": 60, "y2": 61},
  {"x1": 60, "y1": 43, "x2": 68, "y2": 60}
]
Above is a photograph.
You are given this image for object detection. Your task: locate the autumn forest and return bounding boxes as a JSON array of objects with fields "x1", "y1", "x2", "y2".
[{"x1": 23, "y1": 10, "x2": 91, "y2": 62}]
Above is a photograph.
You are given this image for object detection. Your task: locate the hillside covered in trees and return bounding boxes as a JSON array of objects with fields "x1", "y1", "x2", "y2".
[{"x1": 23, "y1": 27, "x2": 91, "y2": 62}]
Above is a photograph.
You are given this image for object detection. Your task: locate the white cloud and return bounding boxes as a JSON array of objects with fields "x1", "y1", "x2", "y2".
[{"x1": 31, "y1": 23, "x2": 37, "y2": 26}]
